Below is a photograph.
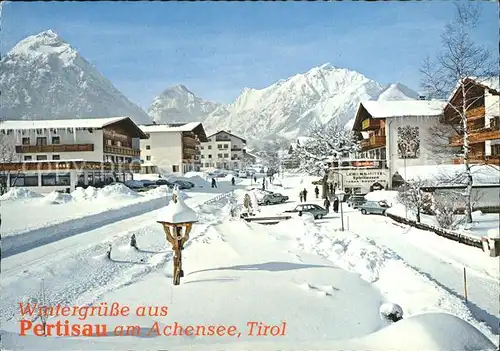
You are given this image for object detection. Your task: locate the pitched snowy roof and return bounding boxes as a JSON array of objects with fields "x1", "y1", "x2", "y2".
[
  {"x1": 206, "y1": 130, "x2": 246, "y2": 143},
  {"x1": 139, "y1": 122, "x2": 202, "y2": 133},
  {"x1": 398, "y1": 164, "x2": 500, "y2": 186},
  {"x1": 0, "y1": 117, "x2": 130, "y2": 130},
  {"x1": 447, "y1": 77, "x2": 500, "y2": 103},
  {"x1": 360, "y1": 100, "x2": 447, "y2": 119}
]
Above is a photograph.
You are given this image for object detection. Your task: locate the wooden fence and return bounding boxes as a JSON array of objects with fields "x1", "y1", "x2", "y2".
[{"x1": 385, "y1": 212, "x2": 483, "y2": 249}]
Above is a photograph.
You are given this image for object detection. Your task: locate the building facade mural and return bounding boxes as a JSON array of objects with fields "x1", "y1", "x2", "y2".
[{"x1": 397, "y1": 126, "x2": 420, "y2": 159}]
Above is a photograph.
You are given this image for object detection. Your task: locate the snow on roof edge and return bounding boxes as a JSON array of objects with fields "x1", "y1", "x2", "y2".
[{"x1": 0, "y1": 117, "x2": 130, "y2": 130}]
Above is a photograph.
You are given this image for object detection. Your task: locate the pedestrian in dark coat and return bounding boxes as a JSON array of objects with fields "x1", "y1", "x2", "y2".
[
  {"x1": 211, "y1": 178, "x2": 217, "y2": 188},
  {"x1": 314, "y1": 186, "x2": 320, "y2": 199},
  {"x1": 231, "y1": 177, "x2": 235, "y2": 186},
  {"x1": 299, "y1": 191, "x2": 304, "y2": 202},
  {"x1": 303, "y1": 188, "x2": 308, "y2": 202},
  {"x1": 324, "y1": 198, "x2": 331, "y2": 213},
  {"x1": 333, "y1": 197, "x2": 339, "y2": 213}
]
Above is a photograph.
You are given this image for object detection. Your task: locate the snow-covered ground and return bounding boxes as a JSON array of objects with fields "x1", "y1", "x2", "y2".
[
  {"x1": 366, "y1": 189, "x2": 500, "y2": 238},
  {"x1": 1, "y1": 174, "x2": 498, "y2": 350}
]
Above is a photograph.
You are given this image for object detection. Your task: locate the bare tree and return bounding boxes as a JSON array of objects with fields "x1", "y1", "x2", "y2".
[
  {"x1": 294, "y1": 121, "x2": 360, "y2": 198},
  {"x1": 432, "y1": 191, "x2": 465, "y2": 230},
  {"x1": 396, "y1": 178, "x2": 432, "y2": 223},
  {"x1": 420, "y1": 3, "x2": 497, "y2": 223},
  {"x1": 0, "y1": 133, "x2": 19, "y2": 195}
]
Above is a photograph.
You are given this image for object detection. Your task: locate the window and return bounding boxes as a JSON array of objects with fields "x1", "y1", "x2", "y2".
[
  {"x1": 492, "y1": 144, "x2": 500, "y2": 156},
  {"x1": 218, "y1": 144, "x2": 223, "y2": 149},
  {"x1": 208, "y1": 145, "x2": 212, "y2": 150},
  {"x1": 146, "y1": 156, "x2": 151, "y2": 161},
  {"x1": 201, "y1": 155, "x2": 204, "y2": 158},
  {"x1": 218, "y1": 153, "x2": 223, "y2": 159},
  {"x1": 107, "y1": 139, "x2": 112, "y2": 146},
  {"x1": 10, "y1": 173, "x2": 39, "y2": 187},
  {"x1": 36, "y1": 137, "x2": 47, "y2": 146},
  {"x1": 52, "y1": 155, "x2": 60, "y2": 160},
  {"x1": 36, "y1": 155, "x2": 48, "y2": 161},
  {"x1": 200, "y1": 146, "x2": 204, "y2": 149},
  {"x1": 224, "y1": 144, "x2": 228, "y2": 149},
  {"x1": 224, "y1": 153, "x2": 229, "y2": 158},
  {"x1": 146, "y1": 145, "x2": 151, "y2": 150},
  {"x1": 490, "y1": 116, "x2": 500, "y2": 129},
  {"x1": 24, "y1": 155, "x2": 32, "y2": 161},
  {"x1": 41, "y1": 173, "x2": 71, "y2": 186},
  {"x1": 208, "y1": 155, "x2": 212, "y2": 159},
  {"x1": 22, "y1": 137, "x2": 30, "y2": 145},
  {"x1": 172, "y1": 165, "x2": 179, "y2": 173},
  {"x1": 52, "y1": 136, "x2": 60, "y2": 144}
]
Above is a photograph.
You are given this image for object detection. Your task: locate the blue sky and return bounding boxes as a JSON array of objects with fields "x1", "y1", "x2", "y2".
[{"x1": 2, "y1": 1, "x2": 498, "y2": 108}]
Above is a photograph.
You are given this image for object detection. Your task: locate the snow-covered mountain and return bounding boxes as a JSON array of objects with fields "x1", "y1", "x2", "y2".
[
  {"x1": 201, "y1": 64, "x2": 386, "y2": 140},
  {"x1": 148, "y1": 85, "x2": 220, "y2": 124},
  {"x1": 0, "y1": 30, "x2": 151, "y2": 123},
  {"x1": 377, "y1": 83, "x2": 420, "y2": 101}
]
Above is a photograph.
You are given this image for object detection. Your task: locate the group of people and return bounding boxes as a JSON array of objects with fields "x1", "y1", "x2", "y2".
[{"x1": 299, "y1": 185, "x2": 339, "y2": 213}]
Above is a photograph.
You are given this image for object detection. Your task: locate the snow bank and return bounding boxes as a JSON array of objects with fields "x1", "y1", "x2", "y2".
[
  {"x1": 365, "y1": 190, "x2": 399, "y2": 204},
  {"x1": 39, "y1": 191, "x2": 73, "y2": 205},
  {"x1": 0, "y1": 188, "x2": 43, "y2": 201},
  {"x1": 96, "y1": 183, "x2": 140, "y2": 199},
  {"x1": 487, "y1": 228, "x2": 500, "y2": 240}
]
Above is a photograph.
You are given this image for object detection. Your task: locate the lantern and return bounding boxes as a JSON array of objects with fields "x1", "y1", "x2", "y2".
[{"x1": 157, "y1": 187, "x2": 198, "y2": 285}]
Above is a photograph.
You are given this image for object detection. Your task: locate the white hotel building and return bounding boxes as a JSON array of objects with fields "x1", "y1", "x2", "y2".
[
  {"x1": 199, "y1": 130, "x2": 247, "y2": 171},
  {"x1": 0, "y1": 117, "x2": 148, "y2": 193},
  {"x1": 138, "y1": 122, "x2": 208, "y2": 175},
  {"x1": 331, "y1": 100, "x2": 448, "y2": 193}
]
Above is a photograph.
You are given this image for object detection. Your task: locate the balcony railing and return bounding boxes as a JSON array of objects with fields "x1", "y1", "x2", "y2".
[
  {"x1": 182, "y1": 136, "x2": 199, "y2": 147},
  {"x1": 361, "y1": 119, "x2": 382, "y2": 131},
  {"x1": 104, "y1": 145, "x2": 140, "y2": 156},
  {"x1": 15, "y1": 144, "x2": 94, "y2": 153},
  {"x1": 453, "y1": 155, "x2": 500, "y2": 166},
  {"x1": 231, "y1": 147, "x2": 243, "y2": 151},
  {"x1": 360, "y1": 135, "x2": 386, "y2": 150},
  {"x1": 449, "y1": 127, "x2": 500, "y2": 146}
]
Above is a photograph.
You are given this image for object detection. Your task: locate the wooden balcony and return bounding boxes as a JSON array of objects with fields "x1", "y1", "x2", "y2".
[
  {"x1": 449, "y1": 127, "x2": 500, "y2": 146},
  {"x1": 103, "y1": 145, "x2": 140, "y2": 157},
  {"x1": 453, "y1": 155, "x2": 500, "y2": 166},
  {"x1": 360, "y1": 135, "x2": 386, "y2": 151},
  {"x1": 466, "y1": 107, "x2": 485, "y2": 120},
  {"x1": 182, "y1": 136, "x2": 199, "y2": 147},
  {"x1": 361, "y1": 119, "x2": 382, "y2": 131},
  {"x1": 15, "y1": 144, "x2": 94, "y2": 153}
]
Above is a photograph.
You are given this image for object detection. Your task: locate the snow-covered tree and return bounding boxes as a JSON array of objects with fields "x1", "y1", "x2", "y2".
[
  {"x1": 432, "y1": 191, "x2": 464, "y2": 230},
  {"x1": 293, "y1": 121, "x2": 360, "y2": 198},
  {"x1": 420, "y1": 3, "x2": 497, "y2": 223},
  {"x1": 0, "y1": 132, "x2": 20, "y2": 195},
  {"x1": 396, "y1": 178, "x2": 431, "y2": 223}
]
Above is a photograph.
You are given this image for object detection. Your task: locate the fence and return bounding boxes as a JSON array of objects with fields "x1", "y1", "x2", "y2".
[
  {"x1": 385, "y1": 212, "x2": 483, "y2": 249},
  {"x1": 202, "y1": 190, "x2": 235, "y2": 206}
]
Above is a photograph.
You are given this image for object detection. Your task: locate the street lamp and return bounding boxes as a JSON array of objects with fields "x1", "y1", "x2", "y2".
[
  {"x1": 157, "y1": 187, "x2": 198, "y2": 285},
  {"x1": 336, "y1": 191, "x2": 347, "y2": 231}
]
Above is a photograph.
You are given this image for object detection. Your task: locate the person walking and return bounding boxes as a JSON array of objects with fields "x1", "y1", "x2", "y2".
[
  {"x1": 299, "y1": 191, "x2": 304, "y2": 202},
  {"x1": 211, "y1": 178, "x2": 217, "y2": 188},
  {"x1": 323, "y1": 197, "x2": 331, "y2": 213},
  {"x1": 333, "y1": 197, "x2": 339, "y2": 213},
  {"x1": 314, "y1": 186, "x2": 319, "y2": 199},
  {"x1": 303, "y1": 188, "x2": 308, "y2": 202},
  {"x1": 231, "y1": 177, "x2": 235, "y2": 186}
]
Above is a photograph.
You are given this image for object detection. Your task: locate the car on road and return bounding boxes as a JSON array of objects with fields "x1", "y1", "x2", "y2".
[
  {"x1": 347, "y1": 194, "x2": 367, "y2": 209},
  {"x1": 359, "y1": 200, "x2": 391, "y2": 215},
  {"x1": 156, "y1": 179, "x2": 174, "y2": 188},
  {"x1": 238, "y1": 170, "x2": 248, "y2": 178},
  {"x1": 284, "y1": 203, "x2": 328, "y2": 219},
  {"x1": 258, "y1": 193, "x2": 289, "y2": 205}
]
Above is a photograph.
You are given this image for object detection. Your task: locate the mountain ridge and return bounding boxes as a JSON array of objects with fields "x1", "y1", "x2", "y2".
[{"x1": 0, "y1": 30, "x2": 151, "y2": 124}]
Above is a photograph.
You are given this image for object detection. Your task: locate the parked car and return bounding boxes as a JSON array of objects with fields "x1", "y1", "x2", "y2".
[
  {"x1": 359, "y1": 200, "x2": 391, "y2": 215},
  {"x1": 238, "y1": 170, "x2": 248, "y2": 178},
  {"x1": 172, "y1": 180, "x2": 195, "y2": 189},
  {"x1": 347, "y1": 194, "x2": 367, "y2": 209},
  {"x1": 258, "y1": 193, "x2": 289, "y2": 205},
  {"x1": 156, "y1": 179, "x2": 174, "y2": 188},
  {"x1": 284, "y1": 203, "x2": 328, "y2": 219}
]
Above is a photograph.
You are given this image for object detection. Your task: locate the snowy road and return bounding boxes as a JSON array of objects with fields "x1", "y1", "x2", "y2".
[{"x1": 346, "y1": 211, "x2": 500, "y2": 335}]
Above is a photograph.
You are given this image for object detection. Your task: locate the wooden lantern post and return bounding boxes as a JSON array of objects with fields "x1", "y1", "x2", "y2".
[{"x1": 157, "y1": 187, "x2": 198, "y2": 286}]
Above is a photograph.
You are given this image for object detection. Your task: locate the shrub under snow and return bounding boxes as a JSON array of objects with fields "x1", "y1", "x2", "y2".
[{"x1": 379, "y1": 302, "x2": 404, "y2": 323}]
